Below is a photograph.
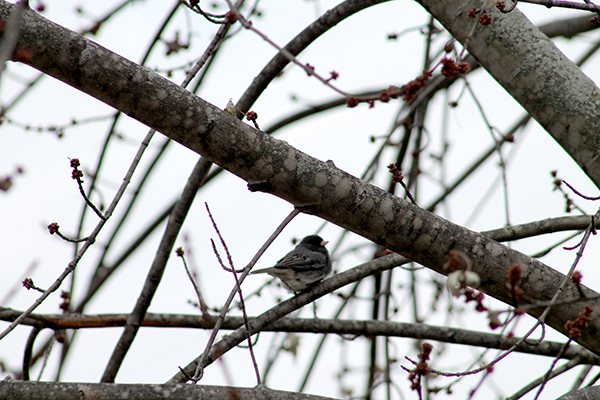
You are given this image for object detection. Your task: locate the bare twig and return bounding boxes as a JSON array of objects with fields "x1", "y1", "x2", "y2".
[
  {"x1": 204, "y1": 205, "x2": 261, "y2": 384},
  {"x1": 511, "y1": 0, "x2": 600, "y2": 12},
  {"x1": 533, "y1": 340, "x2": 572, "y2": 399},
  {"x1": 100, "y1": 157, "x2": 212, "y2": 383},
  {"x1": 224, "y1": 0, "x2": 351, "y2": 99},
  {"x1": 507, "y1": 357, "x2": 582, "y2": 399},
  {"x1": 563, "y1": 180, "x2": 600, "y2": 201},
  {"x1": 0, "y1": 123, "x2": 155, "y2": 342},
  {"x1": 191, "y1": 207, "x2": 301, "y2": 382},
  {"x1": 177, "y1": 248, "x2": 210, "y2": 319},
  {"x1": 429, "y1": 214, "x2": 599, "y2": 379}
]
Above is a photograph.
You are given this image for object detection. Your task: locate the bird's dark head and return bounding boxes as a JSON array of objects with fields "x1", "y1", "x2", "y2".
[{"x1": 300, "y1": 235, "x2": 328, "y2": 247}]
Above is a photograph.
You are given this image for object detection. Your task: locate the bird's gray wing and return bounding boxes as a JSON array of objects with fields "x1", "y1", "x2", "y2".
[{"x1": 274, "y1": 252, "x2": 323, "y2": 270}]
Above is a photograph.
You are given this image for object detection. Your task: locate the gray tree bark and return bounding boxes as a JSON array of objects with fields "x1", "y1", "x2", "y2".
[{"x1": 0, "y1": 380, "x2": 338, "y2": 400}]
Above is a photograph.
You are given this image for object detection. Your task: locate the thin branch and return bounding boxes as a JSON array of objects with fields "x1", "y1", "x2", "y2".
[
  {"x1": 236, "y1": 0, "x2": 393, "y2": 114},
  {"x1": 98, "y1": 0, "x2": 240, "y2": 381},
  {"x1": 191, "y1": 207, "x2": 301, "y2": 382},
  {"x1": 224, "y1": 0, "x2": 351, "y2": 99},
  {"x1": 507, "y1": 357, "x2": 582, "y2": 400},
  {"x1": 0, "y1": 127, "x2": 155, "y2": 342},
  {"x1": 168, "y1": 253, "x2": 412, "y2": 383},
  {"x1": 297, "y1": 282, "x2": 363, "y2": 392},
  {"x1": 2, "y1": 307, "x2": 599, "y2": 364},
  {"x1": 563, "y1": 180, "x2": 600, "y2": 201},
  {"x1": 533, "y1": 340, "x2": 572, "y2": 399},
  {"x1": 204, "y1": 205, "x2": 261, "y2": 385},
  {"x1": 21, "y1": 326, "x2": 41, "y2": 381},
  {"x1": 1, "y1": 0, "x2": 138, "y2": 115},
  {"x1": 482, "y1": 215, "x2": 600, "y2": 242},
  {"x1": 514, "y1": 0, "x2": 600, "y2": 12},
  {"x1": 177, "y1": 249, "x2": 210, "y2": 320},
  {"x1": 72, "y1": 169, "x2": 106, "y2": 221},
  {"x1": 54, "y1": 1, "x2": 185, "y2": 381},
  {"x1": 100, "y1": 157, "x2": 212, "y2": 383},
  {"x1": 430, "y1": 216, "x2": 599, "y2": 379}
]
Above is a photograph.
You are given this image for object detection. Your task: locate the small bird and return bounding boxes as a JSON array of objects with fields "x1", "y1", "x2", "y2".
[{"x1": 251, "y1": 235, "x2": 332, "y2": 292}]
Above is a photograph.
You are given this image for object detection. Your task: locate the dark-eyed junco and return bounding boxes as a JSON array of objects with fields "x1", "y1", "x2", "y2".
[{"x1": 251, "y1": 235, "x2": 332, "y2": 292}]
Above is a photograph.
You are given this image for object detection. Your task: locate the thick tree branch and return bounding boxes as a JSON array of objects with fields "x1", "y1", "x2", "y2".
[
  {"x1": 0, "y1": 380, "x2": 337, "y2": 400},
  {"x1": 3, "y1": 1, "x2": 600, "y2": 358}
]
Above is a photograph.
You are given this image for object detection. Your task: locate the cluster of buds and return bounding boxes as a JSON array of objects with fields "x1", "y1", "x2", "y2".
[
  {"x1": 70, "y1": 158, "x2": 83, "y2": 181},
  {"x1": 440, "y1": 58, "x2": 469, "y2": 78},
  {"x1": 565, "y1": 306, "x2": 593, "y2": 339},
  {"x1": 387, "y1": 163, "x2": 404, "y2": 184},
  {"x1": 404, "y1": 343, "x2": 433, "y2": 391}
]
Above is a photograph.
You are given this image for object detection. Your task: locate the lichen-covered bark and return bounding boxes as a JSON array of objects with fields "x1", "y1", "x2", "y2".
[
  {"x1": 0, "y1": 380, "x2": 336, "y2": 400},
  {"x1": 2, "y1": 1, "x2": 600, "y2": 354},
  {"x1": 417, "y1": 0, "x2": 600, "y2": 187}
]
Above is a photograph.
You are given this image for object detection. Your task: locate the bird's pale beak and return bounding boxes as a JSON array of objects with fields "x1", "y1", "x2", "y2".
[{"x1": 321, "y1": 240, "x2": 329, "y2": 246}]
